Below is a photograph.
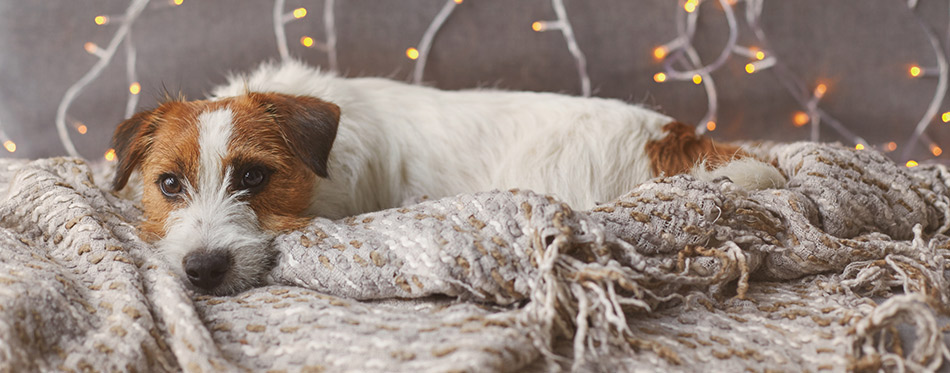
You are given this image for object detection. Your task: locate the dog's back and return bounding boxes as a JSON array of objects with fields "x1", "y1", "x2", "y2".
[{"x1": 213, "y1": 60, "x2": 780, "y2": 217}]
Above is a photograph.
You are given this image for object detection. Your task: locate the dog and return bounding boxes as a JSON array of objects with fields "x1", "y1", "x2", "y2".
[{"x1": 111, "y1": 59, "x2": 783, "y2": 295}]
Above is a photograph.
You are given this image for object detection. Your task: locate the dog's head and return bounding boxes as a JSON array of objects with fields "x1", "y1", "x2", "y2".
[{"x1": 112, "y1": 92, "x2": 340, "y2": 295}]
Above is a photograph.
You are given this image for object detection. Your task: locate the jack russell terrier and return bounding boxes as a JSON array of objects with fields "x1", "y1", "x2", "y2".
[{"x1": 111, "y1": 59, "x2": 782, "y2": 295}]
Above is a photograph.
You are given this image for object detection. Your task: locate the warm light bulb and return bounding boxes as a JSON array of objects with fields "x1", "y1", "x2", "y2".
[
  {"x1": 653, "y1": 46, "x2": 667, "y2": 60},
  {"x1": 793, "y1": 111, "x2": 809, "y2": 127},
  {"x1": 77, "y1": 124, "x2": 87, "y2": 135},
  {"x1": 942, "y1": 112, "x2": 950, "y2": 122},
  {"x1": 129, "y1": 82, "x2": 141, "y2": 95},
  {"x1": 300, "y1": 36, "x2": 314, "y2": 47},
  {"x1": 933, "y1": 145, "x2": 943, "y2": 156},
  {"x1": 84, "y1": 42, "x2": 98, "y2": 54},
  {"x1": 531, "y1": 21, "x2": 544, "y2": 32},
  {"x1": 815, "y1": 84, "x2": 827, "y2": 98},
  {"x1": 105, "y1": 149, "x2": 116, "y2": 162},
  {"x1": 3, "y1": 140, "x2": 14, "y2": 153},
  {"x1": 454, "y1": 0, "x2": 463, "y2": 3},
  {"x1": 406, "y1": 47, "x2": 420, "y2": 60},
  {"x1": 293, "y1": 7, "x2": 307, "y2": 18},
  {"x1": 745, "y1": 63, "x2": 755, "y2": 74},
  {"x1": 910, "y1": 65, "x2": 922, "y2": 77},
  {"x1": 887, "y1": 142, "x2": 897, "y2": 151},
  {"x1": 684, "y1": 0, "x2": 698, "y2": 13},
  {"x1": 906, "y1": 160, "x2": 919, "y2": 168},
  {"x1": 706, "y1": 121, "x2": 716, "y2": 131},
  {"x1": 754, "y1": 51, "x2": 765, "y2": 60},
  {"x1": 94, "y1": 16, "x2": 108, "y2": 25},
  {"x1": 855, "y1": 144, "x2": 864, "y2": 150},
  {"x1": 692, "y1": 74, "x2": 702, "y2": 84},
  {"x1": 653, "y1": 72, "x2": 667, "y2": 83},
  {"x1": 172, "y1": 0, "x2": 184, "y2": 5}
]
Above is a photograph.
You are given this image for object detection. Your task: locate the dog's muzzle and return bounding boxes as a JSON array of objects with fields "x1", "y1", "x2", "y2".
[{"x1": 183, "y1": 249, "x2": 233, "y2": 291}]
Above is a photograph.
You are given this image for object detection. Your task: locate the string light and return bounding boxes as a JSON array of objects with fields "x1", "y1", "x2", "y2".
[
  {"x1": 104, "y1": 148, "x2": 116, "y2": 162},
  {"x1": 855, "y1": 144, "x2": 865, "y2": 150},
  {"x1": 56, "y1": 0, "x2": 150, "y2": 159},
  {"x1": 33, "y1": 0, "x2": 946, "y2": 164},
  {"x1": 3, "y1": 140, "x2": 14, "y2": 153},
  {"x1": 83, "y1": 42, "x2": 99, "y2": 54},
  {"x1": 906, "y1": 160, "x2": 919, "y2": 168},
  {"x1": 684, "y1": 0, "x2": 699, "y2": 13},
  {"x1": 529, "y1": 0, "x2": 590, "y2": 96},
  {"x1": 274, "y1": 0, "x2": 337, "y2": 71},
  {"x1": 408, "y1": 0, "x2": 461, "y2": 85},
  {"x1": 793, "y1": 111, "x2": 810, "y2": 127}
]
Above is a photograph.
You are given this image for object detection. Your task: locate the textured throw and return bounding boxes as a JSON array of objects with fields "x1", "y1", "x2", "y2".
[{"x1": 1, "y1": 142, "x2": 949, "y2": 372}]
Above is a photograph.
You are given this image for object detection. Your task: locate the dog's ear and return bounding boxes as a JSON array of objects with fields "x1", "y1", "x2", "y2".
[
  {"x1": 251, "y1": 92, "x2": 341, "y2": 178},
  {"x1": 111, "y1": 109, "x2": 159, "y2": 191}
]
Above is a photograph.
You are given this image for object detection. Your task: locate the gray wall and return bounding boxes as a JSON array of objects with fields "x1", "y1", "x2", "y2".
[{"x1": 1, "y1": 0, "x2": 947, "y2": 163}]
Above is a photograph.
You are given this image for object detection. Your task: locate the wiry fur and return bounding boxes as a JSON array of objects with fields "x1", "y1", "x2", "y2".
[
  {"x1": 211, "y1": 59, "x2": 676, "y2": 217},
  {"x1": 158, "y1": 174, "x2": 274, "y2": 295}
]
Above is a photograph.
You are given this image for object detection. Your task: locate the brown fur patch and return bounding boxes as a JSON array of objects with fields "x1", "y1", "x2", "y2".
[
  {"x1": 115, "y1": 93, "x2": 340, "y2": 242},
  {"x1": 645, "y1": 122, "x2": 747, "y2": 177}
]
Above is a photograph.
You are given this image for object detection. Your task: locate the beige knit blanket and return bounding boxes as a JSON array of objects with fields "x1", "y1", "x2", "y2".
[{"x1": 1, "y1": 142, "x2": 948, "y2": 372}]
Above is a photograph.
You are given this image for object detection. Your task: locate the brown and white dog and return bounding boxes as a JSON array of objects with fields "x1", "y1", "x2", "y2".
[{"x1": 112, "y1": 59, "x2": 783, "y2": 295}]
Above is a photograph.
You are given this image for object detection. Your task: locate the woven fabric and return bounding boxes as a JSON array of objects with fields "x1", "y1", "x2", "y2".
[{"x1": 0, "y1": 142, "x2": 948, "y2": 372}]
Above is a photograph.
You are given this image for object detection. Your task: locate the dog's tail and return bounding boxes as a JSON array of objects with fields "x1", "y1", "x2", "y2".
[{"x1": 690, "y1": 157, "x2": 786, "y2": 190}]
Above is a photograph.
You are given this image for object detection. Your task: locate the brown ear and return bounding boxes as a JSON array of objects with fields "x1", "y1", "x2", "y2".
[
  {"x1": 250, "y1": 92, "x2": 341, "y2": 178},
  {"x1": 111, "y1": 109, "x2": 160, "y2": 191}
]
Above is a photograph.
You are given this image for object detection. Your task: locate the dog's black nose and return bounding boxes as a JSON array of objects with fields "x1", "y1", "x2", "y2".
[{"x1": 183, "y1": 250, "x2": 231, "y2": 291}]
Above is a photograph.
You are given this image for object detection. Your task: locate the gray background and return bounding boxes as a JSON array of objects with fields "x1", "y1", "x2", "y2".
[{"x1": 1, "y1": 0, "x2": 949, "y2": 163}]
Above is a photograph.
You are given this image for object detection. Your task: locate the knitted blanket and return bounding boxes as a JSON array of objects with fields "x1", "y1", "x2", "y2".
[{"x1": 1, "y1": 142, "x2": 948, "y2": 372}]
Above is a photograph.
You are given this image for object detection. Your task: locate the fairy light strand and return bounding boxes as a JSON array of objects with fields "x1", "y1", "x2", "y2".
[
  {"x1": 531, "y1": 0, "x2": 591, "y2": 97},
  {"x1": 746, "y1": 3, "x2": 868, "y2": 147},
  {"x1": 274, "y1": 0, "x2": 338, "y2": 72},
  {"x1": 900, "y1": 1, "x2": 949, "y2": 161},
  {"x1": 655, "y1": 0, "x2": 880, "y2": 148},
  {"x1": 33, "y1": 0, "x2": 947, "y2": 165},
  {"x1": 55, "y1": 0, "x2": 151, "y2": 158},
  {"x1": 411, "y1": 0, "x2": 459, "y2": 85},
  {"x1": 323, "y1": 0, "x2": 338, "y2": 72},
  {"x1": 273, "y1": 0, "x2": 290, "y2": 60},
  {"x1": 124, "y1": 29, "x2": 141, "y2": 119}
]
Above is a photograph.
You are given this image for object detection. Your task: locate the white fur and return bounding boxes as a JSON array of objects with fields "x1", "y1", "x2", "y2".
[
  {"x1": 155, "y1": 108, "x2": 274, "y2": 294},
  {"x1": 691, "y1": 158, "x2": 786, "y2": 190},
  {"x1": 212, "y1": 60, "x2": 679, "y2": 218}
]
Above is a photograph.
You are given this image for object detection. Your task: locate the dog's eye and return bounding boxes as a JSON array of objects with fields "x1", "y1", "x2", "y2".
[
  {"x1": 159, "y1": 174, "x2": 182, "y2": 197},
  {"x1": 240, "y1": 168, "x2": 268, "y2": 190}
]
